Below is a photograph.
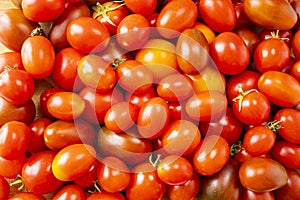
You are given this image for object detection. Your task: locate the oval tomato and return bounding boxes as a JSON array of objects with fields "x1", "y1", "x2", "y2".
[
  {"x1": 274, "y1": 169, "x2": 300, "y2": 200},
  {"x1": 0, "y1": 153, "x2": 26, "y2": 179},
  {"x1": 87, "y1": 191, "x2": 125, "y2": 200},
  {"x1": 242, "y1": 188, "x2": 275, "y2": 200},
  {"x1": 235, "y1": 28, "x2": 260, "y2": 57},
  {"x1": 52, "y1": 184, "x2": 86, "y2": 200},
  {"x1": 39, "y1": 87, "x2": 64, "y2": 119},
  {"x1": 73, "y1": 161, "x2": 97, "y2": 189},
  {"x1": 8, "y1": 192, "x2": 46, "y2": 200},
  {"x1": 124, "y1": 0, "x2": 156, "y2": 16},
  {"x1": 0, "y1": 52, "x2": 24, "y2": 73}
]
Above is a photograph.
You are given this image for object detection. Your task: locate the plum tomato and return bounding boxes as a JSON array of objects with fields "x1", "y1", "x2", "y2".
[
  {"x1": 274, "y1": 169, "x2": 300, "y2": 200},
  {"x1": 52, "y1": 184, "x2": 86, "y2": 200},
  {"x1": 0, "y1": 52, "x2": 24, "y2": 73},
  {"x1": 8, "y1": 192, "x2": 46, "y2": 200},
  {"x1": 0, "y1": 153, "x2": 26, "y2": 179},
  {"x1": 124, "y1": 0, "x2": 156, "y2": 16}
]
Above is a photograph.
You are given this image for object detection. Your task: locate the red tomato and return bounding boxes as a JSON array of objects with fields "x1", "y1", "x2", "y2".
[
  {"x1": 274, "y1": 169, "x2": 300, "y2": 200},
  {"x1": 259, "y1": 29, "x2": 292, "y2": 48},
  {"x1": 8, "y1": 192, "x2": 46, "y2": 200},
  {"x1": 73, "y1": 161, "x2": 97, "y2": 189},
  {"x1": 242, "y1": 188, "x2": 275, "y2": 200},
  {"x1": 39, "y1": 87, "x2": 64, "y2": 119},
  {"x1": 124, "y1": 0, "x2": 156, "y2": 16},
  {"x1": 290, "y1": 61, "x2": 300, "y2": 82},
  {"x1": 87, "y1": 191, "x2": 126, "y2": 200},
  {"x1": 292, "y1": 30, "x2": 300, "y2": 60},
  {"x1": 234, "y1": 2, "x2": 254, "y2": 29},
  {"x1": 0, "y1": 153, "x2": 26, "y2": 179},
  {"x1": 0, "y1": 175, "x2": 9, "y2": 200},
  {"x1": 125, "y1": 87, "x2": 157, "y2": 110},
  {"x1": 235, "y1": 28, "x2": 260, "y2": 57},
  {"x1": 52, "y1": 184, "x2": 86, "y2": 200},
  {"x1": 0, "y1": 52, "x2": 24, "y2": 73}
]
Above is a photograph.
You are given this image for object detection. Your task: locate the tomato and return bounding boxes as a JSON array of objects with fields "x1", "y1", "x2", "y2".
[
  {"x1": 125, "y1": 162, "x2": 166, "y2": 200},
  {"x1": 259, "y1": 29, "x2": 293, "y2": 48},
  {"x1": 290, "y1": 60, "x2": 300, "y2": 82},
  {"x1": 161, "y1": 120, "x2": 201, "y2": 156},
  {"x1": 198, "y1": 0, "x2": 236, "y2": 32},
  {"x1": 209, "y1": 32, "x2": 250, "y2": 75},
  {"x1": 274, "y1": 108, "x2": 300, "y2": 144},
  {"x1": 52, "y1": 47, "x2": 85, "y2": 92},
  {"x1": 0, "y1": 52, "x2": 24, "y2": 73},
  {"x1": 87, "y1": 191, "x2": 126, "y2": 200},
  {"x1": 44, "y1": 119, "x2": 96, "y2": 151},
  {"x1": 0, "y1": 121, "x2": 31, "y2": 159},
  {"x1": 97, "y1": 156, "x2": 130, "y2": 193},
  {"x1": 0, "y1": 9, "x2": 37, "y2": 52},
  {"x1": 192, "y1": 22, "x2": 216, "y2": 44},
  {"x1": 0, "y1": 175, "x2": 9, "y2": 200},
  {"x1": 0, "y1": 68, "x2": 35, "y2": 105},
  {"x1": 235, "y1": 28, "x2": 260, "y2": 57},
  {"x1": 185, "y1": 91, "x2": 227, "y2": 122},
  {"x1": 124, "y1": 0, "x2": 156, "y2": 16},
  {"x1": 258, "y1": 71, "x2": 300, "y2": 107},
  {"x1": 73, "y1": 161, "x2": 97, "y2": 188},
  {"x1": 193, "y1": 135, "x2": 230, "y2": 176},
  {"x1": 39, "y1": 87, "x2": 64, "y2": 119},
  {"x1": 292, "y1": 30, "x2": 300, "y2": 60},
  {"x1": 198, "y1": 158, "x2": 243, "y2": 200},
  {"x1": 78, "y1": 54, "x2": 116, "y2": 92},
  {"x1": 242, "y1": 188, "x2": 275, "y2": 200},
  {"x1": 234, "y1": 2, "x2": 254, "y2": 29},
  {"x1": 46, "y1": 91, "x2": 85, "y2": 120},
  {"x1": 52, "y1": 144, "x2": 96, "y2": 181},
  {"x1": 274, "y1": 169, "x2": 300, "y2": 200},
  {"x1": 52, "y1": 184, "x2": 86, "y2": 200},
  {"x1": 0, "y1": 153, "x2": 26, "y2": 179},
  {"x1": 239, "y1": 157, "x2": 288, "y2": 192},
  {"x1": 66, "y1": 16, "x2": 110, "y2": 53},
  {"x1": 243, "y1": 0, "x2": 297, "y2": 30},
  {"x1": 156, "y1": 0, "x2": 198, "y2": 38},
  {"x1": 137, "y1": 97, "x2": 170, "y2": 139},
  {"x1": 49, "y1": 1, "x2": 91, "y2": 51},
  {"x1": 22, "y1": 0, "x2": 65, "y2": 22},
  {"x1": 125, "y1": 87, "x2": 157, "y2": 110},
  {"x1": 116, "y1": 14, "x2": 150, "y2": 50},
  {"x1": 8, "y1": 192, "x2": 46, "y2": 200},
  {"x1": 176, "y1": 28, "x2": 209, "y2": 75},
  {"x1": 21, "y1": 36, "x2": 55, "y2": 79}
]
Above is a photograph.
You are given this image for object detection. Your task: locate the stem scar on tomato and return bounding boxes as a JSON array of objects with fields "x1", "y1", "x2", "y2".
[
  {"x1": 267, "y1": 120, "x2": 282, "y2": 133},
  {"x1": 92, "y1": 2, "x2": 125, "y2": 27},
  {"x1": 230, "y1": 141, "x2": 243, "y2": 156},
  {"x1": 270, "y1": 30, "x2": 289, "y2": 41},
  {"x1": 9, "y1": 174, "x2": 25, "y2": 191},
  {"x1": 232, "y1": 84, "x2": 258, "y2": 112}
]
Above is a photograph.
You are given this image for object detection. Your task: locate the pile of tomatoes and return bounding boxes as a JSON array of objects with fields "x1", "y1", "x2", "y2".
[{"x1": 0, "y1": 0, "x2": 300, "y2": 199}]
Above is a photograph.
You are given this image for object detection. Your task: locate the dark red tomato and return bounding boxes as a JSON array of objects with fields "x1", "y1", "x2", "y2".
[
  {"x1": 27, "y1": 118, "x2": 52, "y2": 153},
  {"x1": 22, "y1": 0, "x2": 65, "y2": 22},
  {"x1": 78, "y1": 54, "x2": 116, "y2": 92},
  {"x1": 274, "y1": 169, "x2": 300, "y2": 200},
  {"x1": 198, "y1": 158, "x2": 242, "y2": 200},
  {"x1": 44, "y1": 119, "x2": 96, "y2": 151},
  {"x1": 157, "y1": 155, "x2": 193, "y2": 185},
  {"x1": 116, "y1": 14, "x2": 150, "y2": 50},
  {"x1": 0, "y1": 121, "x2": 31, "y2": 159},
  {"x1": 242, "y1": 188, "x2": 275, "y2": 200},
  {"x1": 66, "y1": 16, "x2": 110, "y2": 53},
  {"x1": 52, "y1": 47, "x2": 85, "y2": 92},
  {"x1": 193, "y1": 135, "x2": 230, "y2": 176},
  {"x1": 232, "y1": 88, "x2": 270, "y2": 125},
  {"x1": 126, "y1": 162, "x2": 166, "y2": 200},
  {"x1": 0, "y1": 52, "x2": 24, "y2": 73},
  {"x1": 0, "y1": 175, "x2": 9, "y2": 200},
  {"x1": 292, "y1": 30, "x2": 300, "y2": 60},
  {"x1": 0, "y1": 9, "x2": 37, "y2": 52},
  {"x1": 73, "y1": 161, "x2": 97, "y2": 188},
  {"x1": 167, "y1": 101, "x2": 193, "y2": 123},
  {"x1": 0, "y1": 153, "x2": 26, "y2": 179},
  {"x1": 239, "y1": 157, "x2": 288, "y2": 192},
  {"x1": 125, "y1": 86, "x2": 157, "y2": 110},
  {"x1": 199, "y1": 107, "x2": 243, "y2": 145},
  {"x1": 104, "y1": 102, "x2": 139, "y2": 133},
  {"x1": 242, "y1": 125, "x2": 276, "y2": 156},
  {"x1": 253, "y1": 38, "x2": 290, "y2": 73},
  {"x1": 124, "y1": 0, "x2": 156, "y2": 16},
  {"x1": 0, "y1": 68, "x2": 35, "y2": 105},
  {"x1": 97, "y1": 126, "x2": 152, "y2": 166},
  {"x1": 210, "y1": 32, "x2": 250, "y2": 75},
  {"x1": 258, "y1": 71, "x2": 300, "y2": 107},
  {"x1": 274, "y1": 108, "x2": 300, "y2": 144},
  {"x1": 52, "y1": 144, "x2": 96, "y2": 181},
  {"x1": 88, "y1": 192, "x2": 125, "y2": 200},
  {"x1": 93, "y1": 2, "x2": 129, "y2": 35},
  {"x1": 185, "y1": 91, "x2": 227, "y2": 122},
  {"x1": 156, "y1": 0, "x2": 198, "y2": 38},
  {"x1": 21, "y1": 35, "x2": 55, "y2": 79},
  {"x1": 235, "y1": 28, "x2": 260, "y2": 57},
  {"x1": 233, "y1": 2, "x2": 254, "y2": 29},
  {"x1": 259, "y1": 29, "x2": 293, "y2": 48},
  {"x1": 137, "y1": 97, "x2": 170, "y2": 139},
  {"x1": 49, "y1": 1, "x2": 91, "y2": 51},
  {"x1": 52, "y1": 184, "x2": 86, "y2": 200},
  {"x1": 8, "y1": 192, "x2": 46, "y2": 200},
  {"x1": 79, "y1": 86, "x2": 124, "y2": 124},
  {"x1": 47, "y1": 91, "x2": 85, "y2": 120},
  {"x1": 39, "y1": 87, "x2": 64, "y2": 119},
  {"x1": 22, "y1": 151, "x2": 63, "y2": 194},
  {"x1": 199, "y1": 0, "x2": 236, "y2": 32},
  {"x1": 290, "y1": 60, "x2": 300, "y2": 82},
  {"x1": 97, "y1": 156, "x2": 130, "y2": 193},
  {"x1": 161, "y1": 120, "x2": 201, "y2": 156},
  {"x1": 167, "y1": 172, "x2": 200, "y2": 200}
]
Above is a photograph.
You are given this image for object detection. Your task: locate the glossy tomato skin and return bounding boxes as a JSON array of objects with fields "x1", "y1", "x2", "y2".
[
  {"x1": 242, "y1": 188, "x2": 275, "y2": 200},
  {"x1": 235, "y1": 28, "x2": 260, "y2": 57},
  {"x1": 0, "y1": 153, "x2": 26, "y2": 179},
  {"x1": 199, "y1": 0, "x2": 236, "y2": 32},
  {"x1": 52, "y1": 184, "x2": 86, "y2": 200},
  {"x1": 259, "y1": 29, "x2": 293, "y2": 48},
  {"x1": 124, "y1": 0, "x2": 156, "y2": 16},
  {"x1": 233, "y1": 2, "x2": 254, "y2": 29},
  {"x1": 125, "y1": 87, "x2": 157, "y2": 110},
  {"x1": 0, "y1": 52, "x2": 24, "y2": 73},
  {"x1": 290, "y1": 61, "x2": 300, "y2": 82},
  {"x1": 274, "y1": 169, "x2": 300, "y2": 200},
  {"x1": 292, "y1": 30, "x2": 300, "y2": 60},
  {"x1": 73, "y1": 161, "x2": 97, "y2": 189},
  {"x1": 87, "y1": 191, "x2": 126, "y2": 200},
  {"x1": 39, "y1": 87, "x2": 64, "y2": 119},
  {"x1": 0, "y1": 175, "x2": 9, "y2": 200},
  {"x1": 8, "y1": 192, "x2": 46, "y2": 200},
  {"x1": 258, "y1": 71, "x2": 300, "y2": 107},
  {"x1": 239, "y1": 157, "x2": 288, "y2": 192}
]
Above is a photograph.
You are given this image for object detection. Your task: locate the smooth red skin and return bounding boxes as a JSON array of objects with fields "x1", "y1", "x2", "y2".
[
  {"x1": 0, "y1": 52, "x2": 24, "y2": 73},
  {"x1": 125, "y1": 87, "x2": 157, "y2": 110},
  {"x1": 87, "y1": 191, "x2": 126, "y2": 200},
  {"x1": 259, "y1": 29, "x2": 293, "y2": 48},
  {"x1": 22, "y1": 151, "x2": 63, "y2": 195},
  {"x1": 21, "y1": 36, "x2": 55, "y2": 79},
  {"x1": 235, "y1": 28, "x2": 260, "y2": 57},
  {"x1": 39, "y1": 87, "x2": 64, "y2": 119},
  {"x1": 258, "y1": 71, "x2": 300, "y2": 107},
  {"x1": 44, "y1": 119, "x2": 96, "y2": 151},
  {"x1": 52, "y1": 47, "x2": 85, "y2": 92},
  {"x1": 233, "y1": 2, "x2": 254, "y2": 29},
  {"x1": 67, "y1": 17, "x2": 110, "y2": 53},
  {"x1": 274, "y1": 169, "x2": 300, "y2": 200},
  {"x1": 242, "y1": 188, "x2": 275, "y2": 200},
  {"x1": 0, "y1": 69, "x2": 35, "y2": 105},
  {"x1": 291, "y1": 61, "x2": 300, "y2": 82},
  {"x1": 126, "y1": 163, "x2": 166, "y2": 200},
  {"x1": 0, "y1": 175, "x2": 9, "y2": 200},
  {"x1": 199, "y1": 107, "x2": 243, "y2": 145},
  {"x1": 0, "y1": 153, "x2": 26, "y2": 179},
  {"x1": 73, "y1": 161, "x2": 97, "y2": 188},
  {"x1": 167, "y1": 101, "x2": 193, "y2": 123},
  {"x1": 0, "y1": 9, "x2": 37, "y2": 52},
  {"x1": 199, "y1": 0, "x2": 236, "y2": 32},
  {"x1": 52, "y1": 184, "x2": 86, "y2": 200},
  {"x1": 124, "y1": 0, "x2": 156, "y2": 16},
  {"x1": 292, "y1": 30, "x2": 300, "y2": 60},
  {"x1": 27, "y1": 118, "x2": 52, "y2": 153},
  {"x1": 0, "y1": 121, "x2": 31, "y2": 159},
  {"x1": 22, "y1": 0, "x2": 65, "y2": 22},
  {"x1": 49, "y1": 1, "x2": 91, "y2": 51},
  {"x1": 8, "y1": 192, "x2": 46, "y2": 200},
  {"x1": 209, "y1": 32, "x2": 250, "y2": 75}
]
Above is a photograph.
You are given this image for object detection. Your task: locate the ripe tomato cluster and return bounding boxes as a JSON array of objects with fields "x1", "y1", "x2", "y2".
[{"x1": 0, "y1": 0, "x2": 300, "y2": 199}]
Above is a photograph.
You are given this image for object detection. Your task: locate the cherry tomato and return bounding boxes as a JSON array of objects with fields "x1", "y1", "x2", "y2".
[
  {"x1": 52, "y1": 184, "x2": 86, "y2": 200},
  {"x1": 124, "y1": 0, "x2": 156, "y2": 16},
  {"x1": 73, "y1": 161, "x2": 97, "y2": 189},
  {"x1": 259, "y1": 29, "x2": 293, "y2": 48},
  {"x1": 125, "y1": 87, "x2": 157, "y2": 110},
  {"x1": 290, "y1": 60, "x2": 300, "y2": 82},
  {"x1": 87, "y1": 191, "x2": 126, "y2": 200},
  {"x1": 242, "y1": 188, "x2": 275, "y2": 200},
  {"x1": 8, "y1": 192, "x2": 46, "y2": 200},
  {"x1": 274, "y1": 169, "x2": 300, "y2": 200},
  {"x1": 0, "y1": 153, "x2": 26, "y2": 179},
  {"x1": 0, "y1": 52, "x2": 24, "y2": 73},
  {"x1": 235, "y1": 28, "x2": 260, "y2": 57},
  {"x1": 234, "y1": 2, "x2": 254, "y2": 29},
  {"x1": 39, "y1": 87, "x2": 64, "y2": 119},
  {"x1": 292, "y1": 30, "x2": 300, "y2": 60},
  {"x1": 0, "y1": 175, "x2": 9, "y2": 200}
]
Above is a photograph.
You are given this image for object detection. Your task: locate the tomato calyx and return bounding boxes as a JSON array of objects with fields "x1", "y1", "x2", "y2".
[
  {"x1": 270, "y1": 30, "x2": 289, "y2": 41},
  {"x1": 149, "y1": 154, "x2": 162, "y2": 167},
  {"x1": 30, "y1": 26, "x2": 45, "y2": 37},
  {"x1": 9, "y1": 174, "x2": 25, "y2": 191},
  {"x1": 112, "y1": 57, "x2": 126, "y2": 69},
  {"x1": 232, "y1": 85, "x2": 259, "y2": 112},
  {"x1": 267, "y1": 120, "x2": 282, "y2": 133},
  {"x1": 92, "y1": 2, "x2": 125, "y2": 27},
  {"x1": 230, "y1": 141, "x2": 243, "y2": 156},
  {"x1": 88, "y1": 180, "x2": 102, "y2": 194}
]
